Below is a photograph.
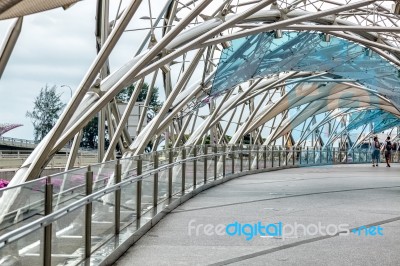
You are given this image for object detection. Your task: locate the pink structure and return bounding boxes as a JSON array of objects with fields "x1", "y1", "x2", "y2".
[{"x1": 0, "y1": 123, "x2": 22, "y2": 137}]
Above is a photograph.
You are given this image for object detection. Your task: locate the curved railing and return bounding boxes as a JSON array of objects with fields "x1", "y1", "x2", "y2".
[
  {"x1": 0, "y1": 145, "x2": 397, "y2": 265},
  {"x1": 0, "y1": 136, "x2": 38, "y2": 148}
]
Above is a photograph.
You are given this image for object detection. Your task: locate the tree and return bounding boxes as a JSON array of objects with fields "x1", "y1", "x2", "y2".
[
  {"x1": 80, "y1": 116, "x2": 110, "y2": 149},
  {"x1": 116, "y1": 83, "x2": 162, "y2": 112},
  {"x1": 80, "y1": 83, "x2": 160, "y2": 149},
  {"x1": 26, "y1": 85, "x2": 66, "y2": 142},
  {"x1": 81, "y1": 117, "x2": 98, "y2": 149}
]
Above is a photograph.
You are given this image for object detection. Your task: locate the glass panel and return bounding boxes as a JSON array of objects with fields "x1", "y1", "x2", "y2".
[
  {"x1": 120, "y1": 157, "x2": 137, "y2": 180},
  {"x1": 235, "y1": 149, "x2": 241, "y2": 173},
  {"x1": 196, "y1": 155, "x2": 204, "y2": 186},
  {"x1": 120, "y1": 180, "x2": 136, "y2": 228},
  {"x1": 142, "y1": 177, "x2": 154, "y2": 213},
  {"x1": 91, "y1": 190, "x2": 115, "y2": 252},
  {"x1": 51, "y1": 168, "x2": 87, "y2": 212},
  {"x1": 91, "y1": 161, "x2": 116, "y2": 193},
  {"x1": 0, "y1": 178, "x2": 47, "y2": 234},
  {"x1": 0, "y1": 227, "x2": 44, "y2": 266},
  {"x1": 172, "y1": 149, "x2": 182, "y2": 196},
  {"x1": 206, "y1": 153, "x2": 215, "y2": 181},
  {"x1": 52, "y1": 206, "x2": 85, "y2": 265},
  {"x1": 185, "y1": 147, "x2": 194, "y2": 189},
  {"x1": 157, "y1": 168, "x2": 169, "y2": 204},
  {"x1": 212, "y1": 31, "x2": 400, "y2": 111}
]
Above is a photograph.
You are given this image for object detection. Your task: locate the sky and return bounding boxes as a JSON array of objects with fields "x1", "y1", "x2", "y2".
[
  {"x1": 0, "y1": 0, "x2": 170, "y2": 140},
  {"x1": 0, "y1": 0, "x2": 98, "y2": 139}
]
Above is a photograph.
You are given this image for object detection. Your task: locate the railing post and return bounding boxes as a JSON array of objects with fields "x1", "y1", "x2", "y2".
[
  {"x1": 247, "y1": 145, "x2": 250, "y2": 171},
  {"x1": 299, "y1": 147, "x2": 302, "y2": 165},
  {"x1": 153, "y1": 152, "x2": 158, "y2": 207},
  {"x1": 313, "y1": 147, "x2": 316, "y2": 165},
  {"x1": 43, "y1": 179, "x2": 53, "y2": 266},
  {"x1": 222, "y1": 145, "x2": 226, "y2": 176},
  {"x1": 263, "y1": 146, "x2": 267, "y2": 169},
  {"x1": 333, "y1": 148, "x2": 335, "y2": 164},
  {"x1": 182, "y1": 148, "x2": 186, "y2": 193},
  {"x1": 168, "y1": 150, "x2": 173, "y2": 198},
  {"x1": 256, "y1": 146, "x2": 259, "y2": 170},
  {"x1": 204, "y1": 145, "x2": 208, "y2": 183},
  {"x1": 232, "y1": 145, "x2": 235, "y2": 174},
  {"x1": 85, "y1": 165, "x2": 93, "y2": 259},
  {"x1": 278, "y1": 148, "x2": 281, "y2": 167},
  {"x1": 271, "y1": 146, "x2": 274, "y2": 167},
  {"x1": 320, "y1": 148, "x2": 322, "y2": 164},
  {"x1": 285, "y1": 147, "x2": 288, "y2": 166},
  {"x1": 240, "y1": 144, "x2": 243, "y2": 172},
  {"x1": 115, "y1": 160, "x2": 121, "y2": 234},
  {"x1": 214, "y1": 145, "x2": 217, "y2": 180},
  {"x1": 293, "y1": 147, "x2": 295, "y2": 166},
  {"x1": 326, "y1": 148, "x2": 329, "y2": 164},
  {"x1": 193, "y1": 147, "x2": 197, "y2": 187},
  {"x1": 137, "y1": 158, "x2": 143, "y2": 219}
]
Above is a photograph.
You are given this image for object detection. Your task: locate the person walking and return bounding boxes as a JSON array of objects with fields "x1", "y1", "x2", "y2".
[
  {"x1": 372, "y1": 136, "x2": 380, "y2": 167},
  {"x1": 384, "y1": 136, "x2": 392, "y2": 167}
]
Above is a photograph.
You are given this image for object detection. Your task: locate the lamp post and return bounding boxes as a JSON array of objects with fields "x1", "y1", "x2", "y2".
[{"x1": 61, "y1": 85, "x2": 72, "y2": 98}]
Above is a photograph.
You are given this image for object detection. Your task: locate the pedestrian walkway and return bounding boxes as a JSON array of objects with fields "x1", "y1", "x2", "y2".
[{"x1": 115, "y1": 165, "x2": 400, "y2": 265}]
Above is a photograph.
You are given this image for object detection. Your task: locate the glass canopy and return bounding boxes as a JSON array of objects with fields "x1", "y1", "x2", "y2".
[
  {"x1": 212, "y1": 31, "x2": 400, "y2": 133},
  {"x1": 212, "y1": 31, "x2": 400, "y2": 105}
]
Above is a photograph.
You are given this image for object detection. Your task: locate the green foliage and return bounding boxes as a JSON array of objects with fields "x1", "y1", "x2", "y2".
[
  {"x1": 116, "y1": 83, "x2": 162, "y2": 112},
  {"x1": 80, "y1": 116, "x2": 110, "y2": 149},
  {"x1": 80, "y1": 82, "x2": 161, "y2": 149},
  {"x1": 26, "y1": 85, "x2": 66, "y2": 142},
  {"x1": 81, "y1": 117, "x2": 98, "y2": 149}
]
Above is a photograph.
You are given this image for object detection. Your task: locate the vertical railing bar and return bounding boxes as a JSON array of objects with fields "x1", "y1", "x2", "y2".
[
  {"x1": 85, "y1": 165, "x2": 93, "y2": 259},
  {"x1": 285, "y1": 147, "x2": 288, "y2": 166},
  {"x1": 43, "y1": 179, "x2": 53, "y2": 266},
  {"x1": 320, "y1": 147, "x2": 322, "y2": 164},
  {"x1": 272, "y1": 146, "x2": 274, "y2": 168},
  {"x1": 193, "y1": 147, "x2": 197, "y2": 187},
  {"x1": 168, "y1": 150, "x2": 173, "y2": 198},
  {"x1": 248, "y1": 145, "x2": 251, "y2": 171},
  {"x1": 306, "y1": 147, "x2": 309, "y2": 165},
  {"x1": 204, "y1": 145, "x2": 208, "y2": 184},
  {"x1": 115, "y1": 160, "x2": 121, "y2": 234},
  {"x1": 222, "y1": 145, "x2": 226, "y2": 176},
  {"x1": 136, "y1": 158, "x2": 142, "y2": 220},
  {"x1": 263, "y1": 146, "x2": 267, "y2": 169},
  {"x1": 153, "y1": 152, "x2": 158, "y2": 207},
  {"x1": 293, "y1": 147, "x2": 295, "y2": 166},
  {"x1": 256, "y1": 146, "x2": 259, "y2": 170},
  {"x1": 278, "y1": 148, "x2": 281, "y2": 167},
  {"x1": 182, "y1": 148, "x2": 186, "y2": 193},
  {"x1": 240, "y1": 144, "x2": 243, "y2": 172},
  {"x1": 214, "y1": 145, "x2": 217, "y2": 180},
  {"x1": 232, "y1": 145, "x2": 235, "y2": 174}
]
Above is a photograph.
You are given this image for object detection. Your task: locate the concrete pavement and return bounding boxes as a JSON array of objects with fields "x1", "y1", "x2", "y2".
[{"x1": 114, "y1": 165, "x2": 400, "y2": 266}]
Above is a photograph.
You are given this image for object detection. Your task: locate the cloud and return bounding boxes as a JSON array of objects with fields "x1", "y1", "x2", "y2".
[
  {"x1": 0, "y1": 0, "x2": 98, "y2": 139},
  {"x1": 0, "y1": 0, "x2": 188, "y2": 139}
]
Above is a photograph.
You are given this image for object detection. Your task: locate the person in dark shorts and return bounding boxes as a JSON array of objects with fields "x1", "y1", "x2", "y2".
[
  {"x1": 384, "y1": 136, "x2": 392, "y2": 167},
  {"x1": 372, "y1": 136, "x2": 380, "y2": 167}
]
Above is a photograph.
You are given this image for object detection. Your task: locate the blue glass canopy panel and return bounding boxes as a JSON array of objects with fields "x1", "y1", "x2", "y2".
[
  {"x1": 346, "y1": 109, "x2": 400, "y2": 133},
  {"x1": 212, "y1": 31, "x2": 400, "y2": 107}
]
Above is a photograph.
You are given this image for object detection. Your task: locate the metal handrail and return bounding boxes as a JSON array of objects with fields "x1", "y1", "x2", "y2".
[
  {"x1": 0, "y1": 151, "x2": 226, "y2": 245},
  {"x1": 0, "y1": 145, "x2": 381, "y2": 263}
]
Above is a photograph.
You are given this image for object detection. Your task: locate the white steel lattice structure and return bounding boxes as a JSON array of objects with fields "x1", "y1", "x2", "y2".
[{"x1": 2, "y1": 0, "x2": 400, "y2": 187}]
